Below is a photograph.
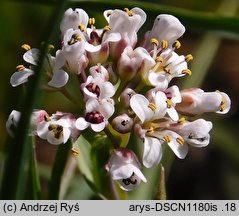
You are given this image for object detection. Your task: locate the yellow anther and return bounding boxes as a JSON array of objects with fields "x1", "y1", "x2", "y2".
[
  {"x1": 176, "y1": 137, "x2": 184, "y2": 145},
  {"x1": 16, "y1": 65, "x2": 25, "y2": 71},
  {"x1": 178, "y1": 117, "x2": 186, "y2": 124},
  {"x1": 161, "y1": 40, "x2": 168, "y2": 49},
  {"x1": 21, "y1": 44, "x2": 31, "y2": 51},
  {"x1": 150, "y1": 38, "x2": 159, "y2": 46},
  {"x1": 148, "y1": 103, "x2": 157, "y2": 112},
  {"x1": 107, "y1": 11, "x2": 112, "y2": 17},
  {"x1": 44, "y1": 114, "x2": 50, "y2": 122},
  {"x1": 78, "y1": 23, "x2": 86, "y2": 31},
  {"x1": 220, "y1": 100, "x2": 225, "y2": 112},
  {"x1": 123, "y1": 8, "x2": 134, "y2": 16},
  {"x1": 185, "y1": 54, "x2": 193, "y2": 62},
  {"x1": 163, "y1": 135, "x2": 171, "y2": 143},
  {"x1": 155, "y1": 56, "x2": 163, "y2": 63},
  {"x1": 166, "y1": 99, "x2": 173, "y2": 108},
  {"x1": 146, "y1": 126, "x2": 155, "y2": 134},
  {"x1": 103, "y1": 25, "x2": 111, "y2": 31},
  {"x1": 164, "y1": 67, "x2": 171, "y2": 74},
  {"x1": 89, "y1": 17, "x2": 95, "y2": 26},
  {"x1": 47, "y1": 44, "x2": 55, "y2": 51},
  {"x1": 173, "y1": 40, "x2": 181, "y2": 49},
  {"x1": 182, "y1": 69, "x2": 192, "y2": 76},
  {"x1": 71, "y1": 147, "x2": 80, "y2": 156}
]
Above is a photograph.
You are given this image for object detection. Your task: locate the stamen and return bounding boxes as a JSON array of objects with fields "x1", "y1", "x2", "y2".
[
  {"x1": 123, "y1": 8, "x2": 134, "y2": 16},
  {"x1": 161, "y1": 40, "x2": 168, "y2": 49},
  {"x1": 47, "y1": 44, "x2": 55, "y2": 51},
  {"x1": 176, "y1": 137, "x2": 184, "y2": 145},
  {"x1": 155, "y1": 56, "x2": 163, "y2": 63},
  {"x1": 220, "y1": 100, "x2": 225, "y2": 112},
  {"x1": 146, "y1": 126, "x2": 155, "y2": 134},
  {"x1": 16, "y1": 65, "x2": 25, "y2": 71},
  {"x1": 68, "y1": 33, "x2": 81, "y2": 45},
  {"x1": 43, "y1": 114, "x2": 50, "y2": 122},
  {"x1": 148, "y1": 103, "x2": 157, "y2": 112},
  {"x1": 166, "y1": 99, "x2": 173, "y2": 108},
  {"x1": 89, "y1": 17, "x2": 95, "y2": 26},
  {"x1": 71, "y1": 147, "x2": 80, "y2": 156},
  {"x1": 173, "y1": 40, "x2": 181, "y2": 49},
  {"x1": 78, "y1": 23, "x2": 86, "y2": 31},
  {"x1": 164, "y1": 67, "x2": 171, "y2": 74},
  {"x1": 106, "y1": 11, "x2": 112, "y2": 17},
  {"x1": 150, "y1": 38, "x2": 159, "y2": 46},
  {"x1": 122, "y1": 172, "x2": 137, "y2": 186},
  {"x1": 182, "y1": 69, "x2": 192, "y2": 76},
  {"x1": 185, "y1": 54, "x2": 193, "y2": 62},
  {"x1": 103, "y1": 25, "x2": 111, "y2": 32},
  {"x1": 178, "y1": 117, "x2": 186, "y2": 124},
  {"x1": 21, "y1": 44, "x2": 31, "y2": 51},
  {"x1": 163, "y1": 135, "x2": 171, "y2": 143}
]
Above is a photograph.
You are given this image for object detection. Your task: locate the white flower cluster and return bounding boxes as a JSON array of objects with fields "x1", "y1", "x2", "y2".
[{"x1": 7, "y1": 7, "x2": 231, "y2": 191}]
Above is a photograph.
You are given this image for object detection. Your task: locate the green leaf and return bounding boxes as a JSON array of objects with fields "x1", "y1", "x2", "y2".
[
  {"x1": 48, "y1": 140, "x2": 71, "y2": 200},
  {"x1": 75, "y1": 135, "x2": 94, "y2": 183}
]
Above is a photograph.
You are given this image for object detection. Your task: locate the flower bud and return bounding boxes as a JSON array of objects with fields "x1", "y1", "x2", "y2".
[
  {"x1": 112, "y1": 114, "x2": 134, "y2": 133},
  {"x1": 120, "y1": 88, "x2": 135, "y2": 108}
]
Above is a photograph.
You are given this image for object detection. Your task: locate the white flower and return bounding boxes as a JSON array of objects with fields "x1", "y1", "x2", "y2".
[
  {"x1": 142, "y1": 14, "x2": 185, "y2": 52},
  {"x1": 6, "y1": 109, "x2": 48, "y2": 137},
  {"x1": 10, "y1": 48, "x2": 39, "y2": 87},
  {"x1": 75, "y1": 98, "x2": 114, "y2": 132},
  {"x1": 48, "y1": 50, "x2": 69, "y2": 88},
  {"x1": 105, "y1": 148, "x2": 147, "y2": 191},
  {"x1": 62, "y1": 28, "x2": 88, "y2": 74},
  {"x1": 89, "y1": 64, "x2": 109, "y2": 81},
  {"x1": 169, "y1": 118, "x2": 213, "y2": 147},
  {"x1": 176, "y1": 88, "x2": 231, "y2": 115},
  {"x1": 81, "y1": 75, "x2": 115, "y2": 100},
  {"x1": 118, "y1": 46, "x2": 155, "y2": 81},
  {"x1": 37, "y1": 113, "x2": 76, "y2": 145},
  {"x1": 60, "y1": 8, "x2": 89, "y2": 33},
  {"x1": 147, "y1": 49, "x2": 189, "y2": 89},
  {"x1": 130, "y1": 92, "x2": 167, "y2": 123},
  {"x1": 147, "y1": 86, "x2": 182, "y2": 121},
  {"x1": 103, "y1": 7, "x2": 146, "y2": 59}
]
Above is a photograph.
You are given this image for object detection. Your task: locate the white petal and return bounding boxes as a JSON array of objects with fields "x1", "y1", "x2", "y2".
[
  {"x1": 91, "y1": 122, "x2": 106, "y2": 132},
  {"x1": 55, "y1": 50, "x2": 65, "y2": 68},
  {"x1": 216, "y1": 92, "x2": 231, "y2": 114},
  {"x1": 130, "y1": 94, "x2": 154, "y2": 123},
  {"x1": 75, "y1": 117, "x2": 89, "y2": 130},
  {"x1": 99, "y1": 100, "x2": 115, "y2": 119},
  {"x1": 85, "y1": 99, "x2": 100, "y2": 112},
  {"x1": 10, "y1": 69, "x2": 34, "y2": 87},
  {"x1": 85, "y1": 43, "x2": 101, "y2": 52},
  {"x1": 6, "y1": 110, "x2": 21, "y2": 136},
  {"x1": 104, "y1": 32, "x2": 121, "y2": 42},
  {"x1": 23, "y1": 48, "x2": 40, "y2": 65},
  {"x1": 100, "y1": 82, "x2": 116, "y2": 99},
  {"x1": 111, "y1": 164, "x2": 134, "y2": 180},
  {"x1": 143, "y1": 136, "x2": 163, "y2": 168},
  {"x1": 37, "y1": 121, "x2": 50, "y2": 139},
  {"x1": 148, "y1": 71, "x2": 169, "y2": 89},
  {"x1": 48, "y1": 69, "x2": 69, "y2": 88},
  {"x1": 167, "y1": 107, "x2": 179, "y2": 121}
]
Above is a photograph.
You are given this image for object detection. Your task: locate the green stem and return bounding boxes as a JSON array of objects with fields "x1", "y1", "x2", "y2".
[{"x1": 48, "y1": 140, "x2": 71, "y2": 200}]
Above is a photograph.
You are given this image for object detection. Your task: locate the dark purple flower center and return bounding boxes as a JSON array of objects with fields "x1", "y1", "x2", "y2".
[
  {"x1": 89, "y1": 31, "x2": 102, "y2": 46},
  {"x1": 85, "y1": 83, "x2": 100, "y2": 97},
  {"x1": 85, "y1": 111, "x2": 104, "y2": 124}
]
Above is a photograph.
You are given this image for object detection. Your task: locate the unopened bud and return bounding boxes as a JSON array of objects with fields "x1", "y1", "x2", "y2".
[
  {"x1": 112, "y1": 114, "x2": 134, "y2": 134},
  {"x1": 120, "y1": 88, "x2": 135, "y2": 108}
]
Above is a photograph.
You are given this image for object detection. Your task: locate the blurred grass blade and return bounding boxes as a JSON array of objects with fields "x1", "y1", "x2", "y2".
[
  {"x1": 1, "y1": 0, "x2": 67, "y2": 199},
  {"x1": 49, "y1": 140, "x2": 71, "y2": 200},
  {"x1": 213, "y1": 122, "x2": 239, "y2": 166},
  {"x1": 8, "y1": 0, "x2": 239, "y2": 35},
  {"x1": 156, "y1": 165, "x2": 167, "y2": 200},
  {"x1": 182, "y1": 0, "x2": 238, "y2": 88},
  {"x1": 29, "y1": 137, "x2": 41, "y2": 199}
]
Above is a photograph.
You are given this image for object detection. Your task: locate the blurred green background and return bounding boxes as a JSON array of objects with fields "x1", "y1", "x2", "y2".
[{"x1": 0, "y1": 0, "x2": 239, "y2": 199}]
